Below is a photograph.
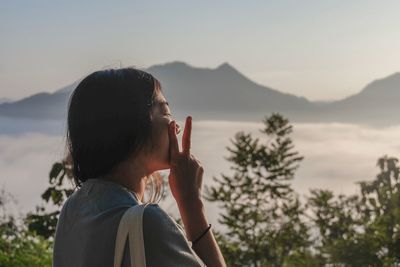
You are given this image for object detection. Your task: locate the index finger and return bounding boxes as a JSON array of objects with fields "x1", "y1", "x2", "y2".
[
  {"x1": 168, "y1": 121, "x2": 180, "y2": 157},
  {"x1": 182, "y1": 116, "x2": 192, "y2": 156}
]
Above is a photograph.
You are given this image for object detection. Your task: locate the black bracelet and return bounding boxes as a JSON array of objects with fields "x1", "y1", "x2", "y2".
[{"x1": 191, "y1": 224, "x2": 212, "y2": 247}]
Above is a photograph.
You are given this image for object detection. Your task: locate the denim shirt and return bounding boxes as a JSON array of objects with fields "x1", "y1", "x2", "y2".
[{"x1": 52, "y1": 178, "x2": 205, "y2": 267}]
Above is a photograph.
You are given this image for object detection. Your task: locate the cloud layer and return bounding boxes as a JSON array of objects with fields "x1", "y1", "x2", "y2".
[{"x1": 1, "y1": 120, "x2": 399, "y2": 229}]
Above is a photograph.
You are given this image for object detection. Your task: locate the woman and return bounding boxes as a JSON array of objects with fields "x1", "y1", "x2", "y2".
[{"x1": 53, "y1": 68, "x2": 226, "y2": 267}]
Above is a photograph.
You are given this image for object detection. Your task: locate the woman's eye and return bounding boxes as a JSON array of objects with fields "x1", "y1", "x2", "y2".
[{"x1": 159, "y1": 105, "x2": 170, "y2": 114}]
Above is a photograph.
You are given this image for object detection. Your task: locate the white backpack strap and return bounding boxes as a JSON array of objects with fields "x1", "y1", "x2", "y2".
[
  {"x1": 113, "y1": 203, "x2": 151, "y2": 267},
  {"x1": 114, "y1": 207, "x2": 131, "y2": 267},
  {"x1": 127, "y1": 203, "x2": 150, "y2": 267}
]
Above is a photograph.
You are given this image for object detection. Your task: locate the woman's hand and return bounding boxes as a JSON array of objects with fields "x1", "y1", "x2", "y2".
[
  {"x1": 168, "y1": 116, "x2": 204, "y2": 206},
  {"x1": 168, "y1": 116, "x2": 227, "y2": 266}
]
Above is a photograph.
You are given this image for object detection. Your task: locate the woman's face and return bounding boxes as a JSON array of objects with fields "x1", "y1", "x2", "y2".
[{"x1": 146, "y1": 91, "x2": 179, "y2": 171}]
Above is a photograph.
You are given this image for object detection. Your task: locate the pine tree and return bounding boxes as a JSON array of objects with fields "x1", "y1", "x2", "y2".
[{"x1": 204, "y1": 113, "x2": 312, "y2": 267}]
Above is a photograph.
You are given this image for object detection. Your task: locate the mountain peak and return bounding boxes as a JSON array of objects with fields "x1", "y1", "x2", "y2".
[
  {"x1": 148, "y1": 61, "x2": 191, "y2": 70},
  {"x1": 163, "y1": 61, "x2": 190, "y2": 67},
  {"x1": 148, "y1": 61, "x2": 238, "y2": 74},
  {"x1": 216, "y1": 62, "x2": 236, "y2": 71}
]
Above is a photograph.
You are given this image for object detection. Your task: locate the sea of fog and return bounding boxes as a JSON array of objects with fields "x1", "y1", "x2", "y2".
[{"x1": 1, "y1": 116, "x2": 400, "y2": 231}]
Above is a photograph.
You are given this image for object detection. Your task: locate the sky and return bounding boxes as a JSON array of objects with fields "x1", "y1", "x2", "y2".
[{"x1": 1, "y1": 0, "x2": 400, "y2": 101}]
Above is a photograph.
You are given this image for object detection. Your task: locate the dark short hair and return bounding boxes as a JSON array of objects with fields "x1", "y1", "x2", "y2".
[{"x1": 66, "y1": 67, "x2": 163, "y2": 201}]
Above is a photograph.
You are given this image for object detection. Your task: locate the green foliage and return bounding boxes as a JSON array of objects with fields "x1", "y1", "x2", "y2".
[
  {"x1": 0, "y1": 190, "x2": 52, "y2": 267},
  {"x1": 24, "y1": 155, "x2": 75, "y2": 240},
  {"x1": 307, "y1": 189, "x2": 381, "y2": 266},
  {"x1": 205, "y1": 113, "x2": 313, "y2": 267},
  {"x1": 304, "y1": 155, "x2": 400, "y2": 266},
  {"x1": 358, "y1": 156, "x2": 400, "y2": 265},
  {"x1": 204, "y1": 113, "x2": 400, "y2": 266}
]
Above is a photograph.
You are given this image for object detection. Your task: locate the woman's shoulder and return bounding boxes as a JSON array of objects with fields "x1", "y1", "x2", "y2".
[
  {"x1": 142, "y1": 204, "x2": 206, "y2": 266},
  {"x1": 142, "y1": 203, "x2": 170, "y2": 220},
  {"x1": 78, "y1": 178, "x2": 138, "y2": 207},
  {"x1": 57, "y1": 179, "x2": 138, "y2": 226},
  {"x1": 143, "y1": 203, "x2": 181, "y2": 233}
]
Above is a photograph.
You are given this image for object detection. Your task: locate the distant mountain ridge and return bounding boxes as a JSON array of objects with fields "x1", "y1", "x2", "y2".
[
  {"x1": 313, "y1": 72, "x2": 400, "y2": 125},
  {"x1": 0, "y1": 97, "x2": 13, "y2": 104},
  {"x1": 147, "y1": 61, "x2": 316, "y2": 122},
  {"x1": 0, "y1": 61, "x2": 399, "y2": 126},
  {"x1": 0, "y1": 81, "x2": 79, "y2": 119}
]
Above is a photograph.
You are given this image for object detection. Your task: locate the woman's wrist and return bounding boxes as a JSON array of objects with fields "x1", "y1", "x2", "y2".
[
  {"x1": 177, "y1": 196, "x2": 204, "y2": 212},
  {"x1": 191, "y1": 223, "x2": 212, "y2": 246},
  {"x1": 176, "y1": 198, "x2": 209, "y2": 241},
  {"x1": 177, "y1": 197, "x2": 227, "y2": 267}
]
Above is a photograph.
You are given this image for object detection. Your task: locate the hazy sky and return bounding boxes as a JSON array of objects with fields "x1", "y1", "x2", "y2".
[{"x1": 1, "y1": 0, "x2": 400, "y2": 101}]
